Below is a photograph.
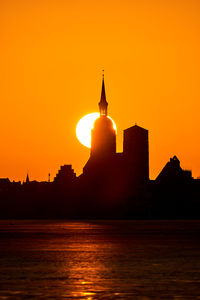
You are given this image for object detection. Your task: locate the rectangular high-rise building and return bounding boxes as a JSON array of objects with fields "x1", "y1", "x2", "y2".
[{"x1": 123, "y1": 125, "x2": 149, "y2": 183}]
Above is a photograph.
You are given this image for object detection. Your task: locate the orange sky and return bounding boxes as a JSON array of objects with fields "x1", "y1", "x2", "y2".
[{"x1": 0, "y1": 0, "x2": 200, "y2": 181}]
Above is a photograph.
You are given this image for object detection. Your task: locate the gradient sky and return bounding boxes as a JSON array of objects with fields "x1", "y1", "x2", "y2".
[{"x1": 0, "y1": 0, "x2": 200, "y2": 181}]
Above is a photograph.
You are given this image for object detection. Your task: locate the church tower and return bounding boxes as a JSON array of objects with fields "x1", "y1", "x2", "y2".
[
  {"x1": 123, "y1": 125, "x2": 149, "y2": 182},
  {"x1": 83, "y1": 76, "x2": 117, "y2": 176},
  {"x1": 91, "y1": 75, "x2": 116, "y2": 157}
]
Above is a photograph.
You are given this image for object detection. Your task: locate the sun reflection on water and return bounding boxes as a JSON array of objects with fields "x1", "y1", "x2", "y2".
[
  {"x1": 55, "y1": 222, "x2": 112, "y2": 299},
  {"x1": 1, "y1": 220, "x2": 199, "y2": 299}
]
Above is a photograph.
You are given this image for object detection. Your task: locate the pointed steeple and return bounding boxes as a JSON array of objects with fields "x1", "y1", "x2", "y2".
[
  {"x1": 98, "y1": 72, "x2": 108, "y2": 116},
  {"x1": 26, "y1": 172, "x2": 30, "y2": 183}
]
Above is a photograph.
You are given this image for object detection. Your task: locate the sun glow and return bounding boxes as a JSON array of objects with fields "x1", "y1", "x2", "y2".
[{"x1": 76, "y1": 112, "x2": 117, "y2": 148}]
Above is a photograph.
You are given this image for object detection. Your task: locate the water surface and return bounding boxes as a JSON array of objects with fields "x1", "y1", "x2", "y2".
[{"x1": 0, "y1": 220, "x2": 200, "y2": 299}]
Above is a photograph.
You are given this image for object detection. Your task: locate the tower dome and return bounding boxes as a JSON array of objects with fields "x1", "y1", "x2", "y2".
[{"x1": 93, "y1": 115, "x2": 114, "y2": 130}]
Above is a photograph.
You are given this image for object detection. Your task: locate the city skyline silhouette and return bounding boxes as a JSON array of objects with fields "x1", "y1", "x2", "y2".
[
  {"x1": 0, "y1": 74, "x2": 198, "y2": 183},
  {"x1": 0, "y1": 77, "x2": 199, "y2": 220},
  {"x1": 1, "y1": 0, "x2": 200, "y2": 181},
  {"x1": 1, "y1": 2, "x2": 200, "y2": 299}
]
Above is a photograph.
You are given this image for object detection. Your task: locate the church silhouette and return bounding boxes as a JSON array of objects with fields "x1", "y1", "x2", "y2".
[
  {"x1": 76, "y1": 76, "x2": 149, "y2": 211},
  {"x1": 0, "y1": 76, "x2": 199, "y2": 219},
  {"x1": 83, "y1": 76, "x2": 149, "y2": 184}
]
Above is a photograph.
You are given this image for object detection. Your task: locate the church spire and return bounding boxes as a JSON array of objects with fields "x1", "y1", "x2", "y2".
[
  {"x1": 26, "y1": 172, "x2": 30, "y2": 183},
  {"x1": 98, "y1": 72, "x2": 108, "y2": 116}
]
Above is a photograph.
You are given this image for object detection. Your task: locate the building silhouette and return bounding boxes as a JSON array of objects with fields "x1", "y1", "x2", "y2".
[
  {"x1": 91, "y1": 76, "x2": 116, "y2": 157},
  {"x1": 0, "y1": 76, "x2": 200, "y2": 219},
  {"x1": 83, "y1": 76, "x2": 117, "y2": 176},
  {"x1": 83, "y1": 76, "x2": 149, "y2": 194},
  {"x1": 26, "y1": 173, "x2": 30, "y2": 184},
  {"x1": 123, "y1": 125, "x2": 149, "y2": 183},
  {"x1": 156, "y1": 155, "x2": 191, "y2": 183},
  {"x1": 54, "y1": 165, "x2": 76, "y2": 185}
]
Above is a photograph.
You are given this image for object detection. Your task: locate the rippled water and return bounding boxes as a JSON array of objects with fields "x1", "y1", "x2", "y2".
[{"x1": 0, "y1": 220, "x2": 200, "y2": 299}]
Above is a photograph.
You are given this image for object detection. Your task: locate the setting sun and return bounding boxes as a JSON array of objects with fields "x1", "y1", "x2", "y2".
[{"x1": 76, "y1": 113, "x2": 117, "y2": 148}]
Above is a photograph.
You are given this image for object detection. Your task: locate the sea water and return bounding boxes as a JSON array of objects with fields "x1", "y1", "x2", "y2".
[{"x1": 0, "y1": 220, "x2": 200, "y2": 299}]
